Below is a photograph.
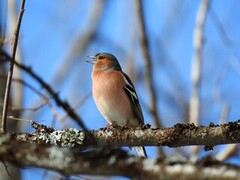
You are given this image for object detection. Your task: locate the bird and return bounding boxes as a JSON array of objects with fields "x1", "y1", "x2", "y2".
[{"x1": 87, "y1": 52, "x2": 147, "y2": 158}]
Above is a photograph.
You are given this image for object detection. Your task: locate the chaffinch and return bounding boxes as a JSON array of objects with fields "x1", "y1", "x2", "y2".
[{"x1": 87, "y1": 52, "x2": 147, "y2": 158}]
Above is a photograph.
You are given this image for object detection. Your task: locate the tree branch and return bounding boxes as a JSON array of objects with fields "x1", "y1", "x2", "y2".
[
  {"x1": 3, "y1": 121, "x2": 240, "y2": 149},
  {"x1": 8, "y1": 0, "x2": 24, "y2": 114},
  {"x1": 0, "y1": 0, "x2": 25, "y2": 133},
  {"x1": 0, "y1": 51, "x2": 88, "y2": 131},
  {"x1": 189, "y1": 0, "x2": 210, "y2": 161},
  {"x1": 0, "y1": 136, "x2": 239, "y2": 179},
  {"x1": 189, "y1": 0, "x2": 210, "y2": 126},
  {"x1": 136, "y1": 0, "x2": 162, "y2": 128}
]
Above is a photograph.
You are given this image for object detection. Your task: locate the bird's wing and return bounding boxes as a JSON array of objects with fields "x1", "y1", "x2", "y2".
[{"x1": 122, "y1": 72, "x2": 144, "y2": 124}]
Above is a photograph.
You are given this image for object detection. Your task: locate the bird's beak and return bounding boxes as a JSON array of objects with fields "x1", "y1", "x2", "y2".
[{"x1": 86, "y1": 55, "x2": 96, "y2": 64}]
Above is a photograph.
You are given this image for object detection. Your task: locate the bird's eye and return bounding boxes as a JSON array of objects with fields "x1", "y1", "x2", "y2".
[{"x1": 98, "y1": 55, "x2": 104, "y2": 60}]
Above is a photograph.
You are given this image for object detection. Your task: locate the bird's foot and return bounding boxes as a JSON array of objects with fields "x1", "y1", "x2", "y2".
[{"x1": 100, "y1": 122, "x2": 121, "y2": 130}]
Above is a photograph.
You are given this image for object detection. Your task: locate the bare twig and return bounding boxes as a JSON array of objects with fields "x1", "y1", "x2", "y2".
[
  {"x1": 1, "y1": 52, "x2": 88, "y2": 131},
  {"x1": 189, "y1": 0, "x2": 210, "y2": 162},
  {"x1": 0, "y1": 74, "x2": 49, "y2": 102},
  {"x1": 58, "y1": 93, "x2": 91, "y2": 122},
  {"x1": 8, "y1": 0, "x2": 24, "y2": 112},
  {"x1": 136, "y1": 0, "x2": 162, "y2": 128},
  {"x1": 50, "y1": 93, "x2": 91, "y2": 129},
  {"x1": 6, "y1": 116, "x2": 33, "y2": 123},
  {"x1": 0, "y1": 74, "x2": 66, "y2": 130},
  {"x1": 0, "y1": 0, "x2": 25, "y2": 133},
  {"x1": 50, "y1": 0, "x2": 105, "y2": 88},
  {"x1": 0, "y1": 161, "x2": 11, "y2": 178},
  {"x1": 219, "y1": 104, "x2": 230, "y2": 125},
  {"x1": 216, "y1": 144, "x2": 238, "y2": 162},
  {"x1": 216, "y1": 104, "x2": 238, "y2": 161},
  {"x1": 210, "y1": 10, "x2": 240, "y2": 47},
  {"x1": 136, "y1": 0, "x2": 164, "y2": 157},
  {"x1": 189, "y1": 0, "x2": 210, "y2": 125},
  {"x1": 0, "y1": 74, "x2": 66, "y2": 128}
]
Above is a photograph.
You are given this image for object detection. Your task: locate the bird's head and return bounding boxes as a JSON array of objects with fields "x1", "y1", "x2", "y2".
[{"x1": 87, "y1": 52, "x2": 122, "y2": 71}]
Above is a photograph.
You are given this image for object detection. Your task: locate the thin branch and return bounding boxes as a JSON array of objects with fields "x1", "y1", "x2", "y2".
[
  {"x1": 189, "y1": 0, "x2": 210, "y2": 161},
  {"x1": 210, "y1": 10, "x2": 240, "y2": 47},
  {"x1": 0, "y1": 74, "x2": 49, "y2": 103},
  {"x1": 189, "y1": 0, "x2": 210, "y2": 125},
  {"x1": 216, "y1": 144, "x2": 238, "y2": 162},
  {"x1": 0, "y1": 0, "x2": 25, "y2": 133},
  {"x1": 0, "y1": 161, "x2": 11, "y2": 178},
  {"x1": 0, "y1": 74, "x2": 64, "y2": 127},
  {"x1": 136, "y1": 0, "x2": 164, "y2": 158},
  {"x1": 1, "y1": 52, "x2": 88, "y2": 131},
  {"x1": 50, "y1": 0, "x2": 105, "y2": 88},
  {"x1": 216, "y1": 104, "x2": 238, "y2": 161},
  {"x1": 219, "y1": 104, "x2": 230, "y2": 125},
  {"x1": 135, "y1": 0, "x2": 162, "y2": 128},
  {"x1": 8, "y1": 0, "x2": 24, "y2": 111},
  {"x1": 58, "y1": 93, "x2": 91, "y2": 122},
  {"x1": 6, "y1": 116, "x2": 33, "y2": 123}
]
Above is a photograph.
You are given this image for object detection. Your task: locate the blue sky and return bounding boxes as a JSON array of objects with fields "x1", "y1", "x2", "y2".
[{"x1": 4, "y1": 0, "x2": 240, "y2": 179}]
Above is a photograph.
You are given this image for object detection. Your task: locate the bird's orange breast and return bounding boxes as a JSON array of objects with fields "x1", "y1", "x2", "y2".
[{"x1": 92, "y1": 71, "x2": 138, "y2": 126}]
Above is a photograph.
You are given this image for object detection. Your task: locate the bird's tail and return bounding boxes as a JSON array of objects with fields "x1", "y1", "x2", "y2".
[{"x1": 134, "y1": 146, "x2": 147, "y2": 158}]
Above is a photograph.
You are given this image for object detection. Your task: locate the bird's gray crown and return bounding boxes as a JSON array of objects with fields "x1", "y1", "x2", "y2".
[{"x1": 95, "y1": 52, "x2": 122, "y2": 71}]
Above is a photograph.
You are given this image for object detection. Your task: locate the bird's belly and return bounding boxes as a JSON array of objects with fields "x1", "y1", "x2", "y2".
[{"x1": 92, "y1": 81, "x2": 133, "y2": 126}]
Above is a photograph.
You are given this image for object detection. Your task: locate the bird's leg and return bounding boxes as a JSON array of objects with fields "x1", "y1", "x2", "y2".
[
  {"x1": 100, "y1": 121, "x2": 121, "y2": 130},
  {"x1": 108, "y1": 121, "x2": 121, "y2": 129}
]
